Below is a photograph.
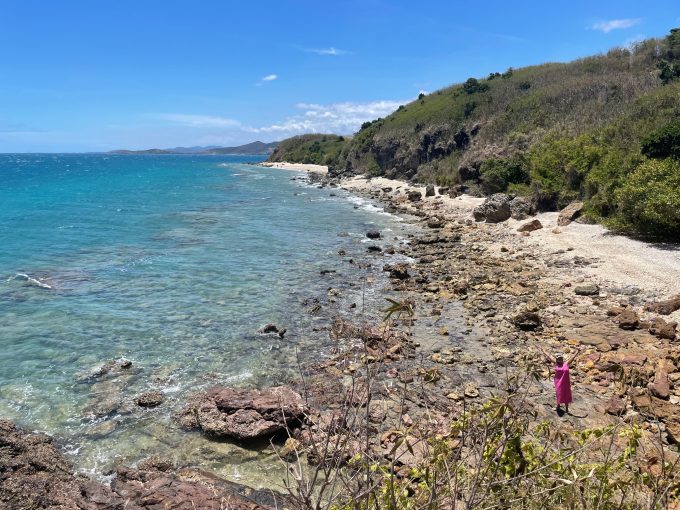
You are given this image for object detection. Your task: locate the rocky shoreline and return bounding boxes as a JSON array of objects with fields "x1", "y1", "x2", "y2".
[{"x1": 2, "y1": 166, "x2": 679, "y2": 508}]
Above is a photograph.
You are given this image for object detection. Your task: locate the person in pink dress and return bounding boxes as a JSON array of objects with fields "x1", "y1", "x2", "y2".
[{"x1": 538, "y1": 345, "x2": 583, "y2": 414}]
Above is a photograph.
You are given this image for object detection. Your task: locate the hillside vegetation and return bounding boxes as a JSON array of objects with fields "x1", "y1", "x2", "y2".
[{"x1": 269, "y1": 29, "x2": 680, "y2": 240}]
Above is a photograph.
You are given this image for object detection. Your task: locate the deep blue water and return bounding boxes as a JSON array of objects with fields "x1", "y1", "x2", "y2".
[{"x1": 0, "y1": 154, "x2": 406, "y2": 482}]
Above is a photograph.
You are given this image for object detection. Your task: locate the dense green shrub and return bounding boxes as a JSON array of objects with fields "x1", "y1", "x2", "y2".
[
  {"x1": 615, "y1": 158, "x2": 680, "y2": 239},
  {"x1": 641, "y1": 121, "x2": 680, "y2": 159},
  {"x1": 463, "y1": 77, "x2": 490, "y2": 94},
  {"x1": 479, "y1": 156, "x2": 530, "y2": 194}
]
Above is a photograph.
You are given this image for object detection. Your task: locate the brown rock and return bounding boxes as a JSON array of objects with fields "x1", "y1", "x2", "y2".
[
  {"x1": 649, "y1": 318, "x2": 678, "y2": 340},
  {"x1": 517, "y1": 219, "x2": 543, "y2": 232},
  {"x1": 136, "y1": 390, "x2": 164, "y2": 408},
  {"x1": 604, "y1": 396, "x2": 626, "y2": 416},
  {"x1": 557, "y1": 202, "x2": 584, "y2": 226},
  {"x1": 645, "y1": 294, "x2": 680, "y2": 315},
  {"x1": 511, "y1": 310, "x2": 541, "y2": 331},
  {"x1": 179, "y1": 386, "x2": 306, "y2": 441},
  {"x1": 648, "y1": 369, "x2": 670, "y2": 400},
  {"x1": 615, "y1": 309, "x2": 639, "y2": 330}
]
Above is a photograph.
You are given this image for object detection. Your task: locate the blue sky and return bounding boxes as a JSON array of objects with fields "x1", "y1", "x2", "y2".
[{"x1": 0, "y1": 0, "x2": 678, "y2": 152}]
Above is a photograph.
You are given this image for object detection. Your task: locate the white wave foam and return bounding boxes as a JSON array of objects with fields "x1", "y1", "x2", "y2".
[{"x1": 10, "y1": 273, "x2": 53, "y2": 289}]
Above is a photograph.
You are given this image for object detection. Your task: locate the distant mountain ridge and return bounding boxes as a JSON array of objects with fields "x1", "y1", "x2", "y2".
[{"x1": 109, "y1": 141, "x2": 278, "y2": 156}]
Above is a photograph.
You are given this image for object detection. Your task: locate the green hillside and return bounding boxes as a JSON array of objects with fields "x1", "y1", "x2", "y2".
[
  {"x1": 267, "y1": 134, "x2": 348, "y2": 165},
  {"x1": 270, "y1": 28, "x2": 680, "y2": 240}
]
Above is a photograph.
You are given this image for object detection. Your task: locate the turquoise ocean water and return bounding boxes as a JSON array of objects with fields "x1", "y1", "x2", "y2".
[{"x1": 0, "y1": 154, "x2": 406, "y2": 483}]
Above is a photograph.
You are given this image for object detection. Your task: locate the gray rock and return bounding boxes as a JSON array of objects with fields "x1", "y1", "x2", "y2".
[
  {"x1": 425, "y1": 185, "x2": 435, "y2": 197},
  {"x1": 574, "y1": 284, "x2": 599, "y2": 296},
  {"x1": 366, "y1": 230, "x2": 381, "y2": 239},
  {"x1": 473, "y1": 194, "x2": 511, "y2": 223},
  {"x1": 407, "y1": 190, "x2": 422, "y2": 202},
  {"x1": 509, "y1": 196, "x2": 535, "y2": 220}
]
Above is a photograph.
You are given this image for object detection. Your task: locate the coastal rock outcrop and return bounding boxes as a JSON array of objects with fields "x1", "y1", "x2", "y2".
[
  {"x1": 0, "y1": 420, "x2": 277, "y2": 509},
  {"x1": 178, "y1": 386, "x2": 306, "y2": 441},
  {"x1": 472, "y1": 194, "x2": 511, "y2": 223}
]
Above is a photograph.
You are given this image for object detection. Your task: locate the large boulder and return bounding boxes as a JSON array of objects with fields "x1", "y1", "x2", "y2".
[
  {"x1": 179, "y1": 386, "x2": 306, "y2": 441},
  {"x1": 557, "y1": 202, "x2": 584, "y2": 226},
  {"x1": 509, "y1": 196, "x2": 535, "y2": 220},
  {"x1": 425, "y1": 185, "x2": 435, "y2": 197},
  {"x1": 473, "y1": 194, "x2": 511, "y2": 223}
]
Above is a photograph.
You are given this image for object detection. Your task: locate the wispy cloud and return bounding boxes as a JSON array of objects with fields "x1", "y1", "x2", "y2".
[
  {"x1": 156, "y1": 114, "x2": 241, "y2": 128},
  {"x1": 305, "y1": 47, "x2": 349, "y2": 56},
  {"x1": 245, "y1": 99, "x2": 406, "y2": 135},
  {"x1": 256, "y1": 74, "x2": 278, "y2": 87},
  {"x1": 591, "y1": 18, "x2": 642, "y2": 34}
]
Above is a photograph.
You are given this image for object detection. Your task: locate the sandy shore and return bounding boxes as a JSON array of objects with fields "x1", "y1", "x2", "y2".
[
  {"x1": 343, "y1": 175, "x2": 680, "y2": 314},
  {"x1": 259, "y1": 161, "x2": 329, "y2": 174}
]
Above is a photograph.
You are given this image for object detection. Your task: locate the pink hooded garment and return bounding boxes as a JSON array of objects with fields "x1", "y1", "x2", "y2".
[{"x1": 554, "y1": 363, "x2": 573, "y2": 404}]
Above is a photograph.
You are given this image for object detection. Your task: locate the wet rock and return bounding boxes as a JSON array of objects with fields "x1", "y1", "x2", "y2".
[
  {"x1": 648, "y1": 318, "x2": 677, "y2": 340},
  {"x1": 575, "y1": 284, "x2": 599, "y2": 296},
  {"x1": 557, "y1": 202, "x2": 584, "y2": 226},
  {"x1": 425, "y1": 185, "x2": 435, "y2": 197},
  {"x1": 257, "y1": 323, "x2": 286, "y2": 338},
  {"x1": 517, "y1": 219, "x2": 543, "y2": 232},
  {"x1": 473, "y1": 194, "x2": 511, "y2": 223},
  {"x1": 366, "y1": 230, "x2": 381, "y2": 239},
  {"x1": 179, "y1": 386, "x2": 306, "y2": 441},
  {"x1": 511, "y1": 310, "x2": 541, "y2": 331},
  {"x1": 112, "y1": 465, "x2": 277, "y2": 509},
  {"x1": 384, "y1": 263, "x2": 409, "y2": 280},
  {"x1": 278, "y1": 438, "x2": 302, "y2": 462},
  {"x1": 645, "y1": 294, "x2": 680, "y2": 315},
  {"x1": 367, "y1": 245, "x2": 382, "y2": 253},
  {"x1": 0, "y1": 420, "x2": 125, "y2": 508},
  {"x1": 136, "y1": 390, "x2": 165, "y2": 408},
  {"x1": 407, "y1": 190, "x2": 422, "y2": 202}
]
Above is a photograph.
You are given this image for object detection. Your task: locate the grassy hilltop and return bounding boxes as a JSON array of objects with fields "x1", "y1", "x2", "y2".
[{"x1": 270, "y1": 29, "x2": 680, "y2": 240}]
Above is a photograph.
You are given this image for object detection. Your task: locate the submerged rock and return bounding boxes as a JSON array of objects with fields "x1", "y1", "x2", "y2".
[
  {"x1": 257, "y1": 323, "x2": 286, "y2": 338},
  {"x1": 136, "y1": 390, "x2": 165, "y2": 408},
  {"x1": 179, "y1": 386, "x2": 306, "y2": 441}
]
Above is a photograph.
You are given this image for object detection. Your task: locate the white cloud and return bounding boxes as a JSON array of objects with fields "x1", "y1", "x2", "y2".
[
  {"x1": 591, "y1": 18, "x2": 642, "y2": 34},
  {"x1": 245, "y1": 99, "x2": 406, "y2": 135},
  {"x1": 305, "y1": 47, "x2": 349, "y2": 56},
  {"x1": 262, "y1": 74, "x2": 278, "y2": 81},
  {"x1": 156, "y1": 114, "x2": 241, "y2": 128}
]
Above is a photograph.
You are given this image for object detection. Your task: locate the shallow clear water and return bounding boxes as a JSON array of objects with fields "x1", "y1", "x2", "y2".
[{"x1": 0, "y1": 154, "x2": 407, "y2": 484}]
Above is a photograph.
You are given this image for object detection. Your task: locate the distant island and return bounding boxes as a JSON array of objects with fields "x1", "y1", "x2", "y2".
[{"x1": 109, "y1": 140, "x2": 279, "y2": 156}]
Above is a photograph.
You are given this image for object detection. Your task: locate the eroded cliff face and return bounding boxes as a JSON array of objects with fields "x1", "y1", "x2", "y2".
[{"x1": 339, "y1": 124, "x2": 479, "y2": 182}]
